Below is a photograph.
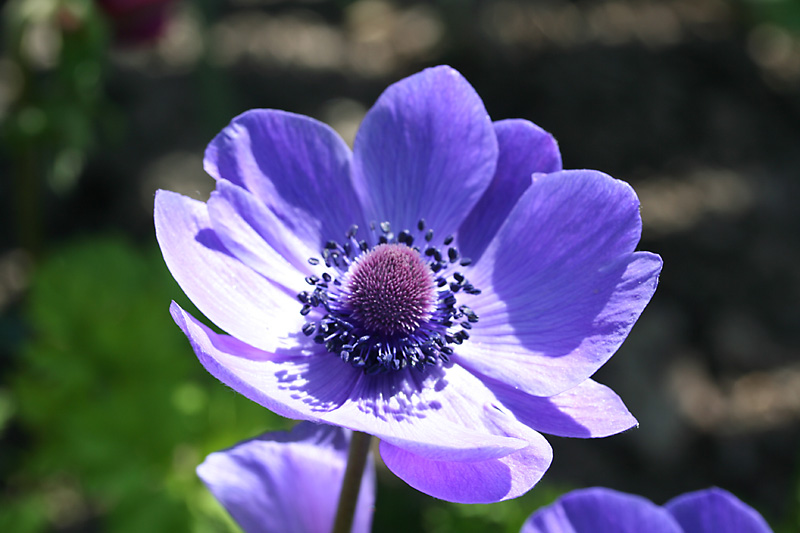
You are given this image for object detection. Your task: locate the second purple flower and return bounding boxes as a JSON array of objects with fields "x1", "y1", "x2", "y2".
[{"x1": 155, "y1": 65, "x2": 662, "y2": 503}]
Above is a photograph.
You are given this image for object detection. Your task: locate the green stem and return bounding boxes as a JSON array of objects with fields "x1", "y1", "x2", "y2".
[{"x1": 331, "y1": 431, "x2": 373, "y2": 533}]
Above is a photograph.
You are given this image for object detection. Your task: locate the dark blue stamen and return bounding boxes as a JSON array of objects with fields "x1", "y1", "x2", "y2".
[{"x1": 297, "y1": 221, "x2": 480, "y2": 374}]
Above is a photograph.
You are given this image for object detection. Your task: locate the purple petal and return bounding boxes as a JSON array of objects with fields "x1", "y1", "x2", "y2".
[
  {"x1": 489, "y1": 378, "x2": 637, "y2": 438},
  {"x1": 155, "y1": 190, "x2": 306, "y2": 351},
  {"x1": 326, "y1": 363, "x2": 532, "y2": 462},
  {"x1": 352, "y1": 66, "x2": 497, "y2": 239},
  {"x1": 458, "y1": 119, "x2": 562, "y2": 262},
  {"x1": 379, "y1": 427, "x2": 552, "y2": 503},
  {"x1": 172, "y1": 302, "x2": 528, "y2": 458},
  {"x1": 207, "y1": 179, "x2": 319, "y2": 292},
  {"x1": 171, "y1": 301, "x2": 359, "y2": 422},
  {"x1": 665, "y1": 488, "x2": 773, "y2": 533},
  {"x1": 197, "y1": 422, "x2": 375, "y2": 533},
  {"x1": 455, "y1": 170, "x2": 663, "y2": 396},
  {"x1": 204, "y1": 109, "x2": 364, "y2": 247},
  {"x1": 522, "y1": 488, "x2": 682, "y2": 533}
]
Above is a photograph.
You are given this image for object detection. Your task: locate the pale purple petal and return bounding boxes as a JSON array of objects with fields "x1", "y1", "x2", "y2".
[
  {"x1": 326, "y1": 363, "x2": 533, "y2": 462},
  {"x1": 522, "y1": 488, "x2": 682, "y2": 533},
  {"x1": 455, "y1": 170, "x2": 662, "y2": 396},
  {"x1": 489, "y1": 378, "x2": 637, "y2": 438},
  {"x1": 665, "y1": 488, "x2": 773, "y2": 533},
  {"x1": 155, "y1": 190, "x2": 306, "y2": 351},
  {"x1": 380, "y1": 428, "x2": 552, "y2": 503},
  {"x1": 458, "y1": 119, "x2": 562, "y2": 262},
  {"x1": 172, "y1": 302, "x2": 529, "y2": 459},
  {"x1": 207, "y1": 179, "x2": 320, "y2": 292},
  {"x1": 204, "y1": 109, "x2": 364, "y2": 247},
  {"x1": 352, "y1": 66, "x2": 497, "y2": 239},
  {"x1": 171, "y1": 301, "x2": 355, "y2": 422},
  {"x1": 197, "y1": 422, "x2": 375, "y2": 533}
]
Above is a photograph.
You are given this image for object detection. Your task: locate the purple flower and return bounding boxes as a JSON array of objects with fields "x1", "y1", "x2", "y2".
[
  {"x1": 197, "y1": 422, "x2": 375, "y2": 533},
  {"x1": 522, "y1": 487, "x2": 773, "y2": 532},
  {"x1": 155, "y1": 65, "x2": 662, "y2": 503}
]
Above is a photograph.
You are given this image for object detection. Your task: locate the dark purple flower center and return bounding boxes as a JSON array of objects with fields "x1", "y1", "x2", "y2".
[
  {"x1": 344, "y1": 244, "x2": 436, "y2": 336},
  {"x1": 297, "y1": 220, "x2": 480, "y2": 374}
]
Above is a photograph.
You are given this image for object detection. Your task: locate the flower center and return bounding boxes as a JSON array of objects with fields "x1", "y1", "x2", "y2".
[
  {"x1": 297, "y1": 220, "x2": 480, "y2": 374},
  {"x1": 344, "y1": 244, "x2": 436, "y2": 336}
]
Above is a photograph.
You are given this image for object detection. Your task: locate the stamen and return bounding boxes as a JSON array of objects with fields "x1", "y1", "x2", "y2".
[{"x1": 296, "y1": 221, "x2": 481, "y2": 373}]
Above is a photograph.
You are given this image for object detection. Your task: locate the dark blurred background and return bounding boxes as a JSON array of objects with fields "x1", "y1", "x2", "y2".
[{"x1": 1, "y1": 0, "x2": 799, "y2": 531}]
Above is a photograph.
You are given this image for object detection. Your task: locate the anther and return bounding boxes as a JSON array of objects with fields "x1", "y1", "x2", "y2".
[{"x1": 443, "y1": 235, "x2": 454, "y2": 245}]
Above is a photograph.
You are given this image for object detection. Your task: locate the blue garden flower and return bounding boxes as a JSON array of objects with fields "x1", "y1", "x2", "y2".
[
  {"x1": 155, "y1": 65, "x2": 662, "y2": 503},
  {"x1": 198, "y1": 422, "x2": 375, "y2": 533},
  {"x1": 522, "y1": 487, "x2": 773, "y2": 532}
]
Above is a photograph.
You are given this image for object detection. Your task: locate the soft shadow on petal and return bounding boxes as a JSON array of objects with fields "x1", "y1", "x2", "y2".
[
  {"x1": 155, "y1": 190, "x2": 306, "y2": 352},
  {"x1": 204, "y1": 109, "x2": 364, "y2": 247},
  {"x1": 324, "y1": 363, "x2": 529, "y2": 461},
  {"x1": 456, "y1": 171, "x2": 663, "y2": 397},
  {"x1": 380, "y1": 426, "x2": 552, "y2": 503},
  {"x1": 172, "y1": 302, "x2": 358, "y2": 421},
  {"x1": 458, "y1": 119, "x2": 562, "y2": 262},
  {"x1": 207, "y1": 179, "x2": 320, "y2": 293},
  {"x1": 197, "y1": 422, "x2": 375, "y2": 533},
  {"x1": 521, "y1": 488, "x2": 682, "y2": 533},
  {"x1": 352, "y1": 66, "x2": 497, "y2": 240},
  {"x1": 487, "y1": 378, "x2": 637, "y2": 438},
  {"x1": 173, "y1": 302, "x2": 527, "y2": 457},
  {"x1": 665, "y1": 488, "x2": 773, "y2": 533}
]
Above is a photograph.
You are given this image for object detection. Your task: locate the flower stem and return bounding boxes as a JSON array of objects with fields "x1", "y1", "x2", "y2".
[{"x1": 332, "y1": 431, "x2": 373, "y2": 533}]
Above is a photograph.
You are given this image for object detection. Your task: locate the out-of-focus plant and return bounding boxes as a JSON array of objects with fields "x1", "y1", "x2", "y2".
[
  {"x1": 0, "y1": 237, "x2": 289, "y2": 532},
  {"x1": 739, "y1": 0, "x2": 800, "y2": 34},
  {"x1": 96, "y1": 0, "x2": 178, "y2": 45},
  {"x1": 1, "y1": 0, "x2": 116, "y2": 255}
]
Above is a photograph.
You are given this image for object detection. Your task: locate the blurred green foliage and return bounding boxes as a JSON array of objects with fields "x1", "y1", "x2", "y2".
[
  {"x1": 1, "y1": 237, "x2": 289, "y2": 532},
  {"x1": 422, "y1": 484, "x2": 568, "y2": 533},
  {"x1": 741, "y1": 0, "x2": 800, "y2": 33}
]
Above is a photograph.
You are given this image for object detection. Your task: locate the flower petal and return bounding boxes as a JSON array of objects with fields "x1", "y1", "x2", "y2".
[
  {"x1": 352, "y1": 65, "x2": 497, "y2": 239},
  {"x1": 204, "y1": 109, "x2": 364, "y2": 247},
  {"x1": 665, "y1": 488, "x2": 773, "y2": 533},
  {"x1": 327, "y1": 363, "x2": 531, "y2": 462},
  {"x1": 489, "y1": 378, "x2": 637, "y2": 438},
  {"x1": 155, "y1": 190, "x2": 305, "y2": 351},
  {"x1": 456, "y1": 170, "x2": 662, "y2": 396},
  {"x1": 207, "y1": 179, "x2": 319, "y2": 293},
  {"x1": 172, "y1": 302, "x2": 528, "y2": 458},
  {"x1": 171, "y1": 301, "x2": 358, "y2": 422},
  {"x1": 521, "y1": 488, "x2": 682, "y2": 533},
  {"x1": 379, "y1": 427, "x2": 552, "y2": 503},
  {"x1": 197, "y1": 422, "x2": 375, "y2": 533},
  {"x1": 458, "y1": 119, "x2": 562, "y2": 262}
]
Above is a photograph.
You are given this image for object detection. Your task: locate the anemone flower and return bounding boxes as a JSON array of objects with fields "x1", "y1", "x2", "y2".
[
  {"x1": 197, "y1": 422, "x2": 375, "y2": 533},
  {"x1": 522, "y1": 487, "x2": 773, "y2": 532},
  {"x1": 155, "y1": 65, "x2": 662, "y2": 503}
]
